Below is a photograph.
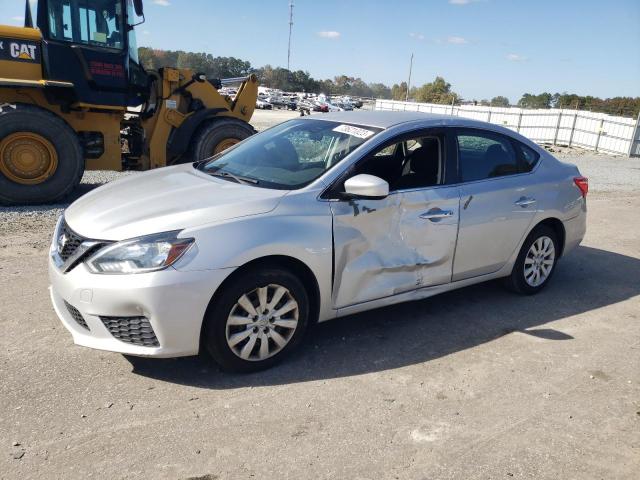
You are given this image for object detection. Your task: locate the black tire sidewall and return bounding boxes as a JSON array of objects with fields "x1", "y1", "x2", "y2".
[
  {"x1": 204, "y1": 268, "x2": 310, "y2": 372},
  {"x1": 191, "y1": 119, "x2": 255, "y2": 162},
  {"x1": 0, "y1": 104, "x2": 84, "y2": 205},
  {"x1": 509, "y1": 225, "x2": 559, "y2": 295}
]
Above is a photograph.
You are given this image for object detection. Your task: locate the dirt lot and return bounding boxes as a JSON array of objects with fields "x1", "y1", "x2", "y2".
[{"x1": 1, "y1": 109, "x2": 639, "y2": 479}]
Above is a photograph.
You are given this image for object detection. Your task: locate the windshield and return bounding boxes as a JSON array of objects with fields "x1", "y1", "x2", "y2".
[{"x1": 197, "y1": 119, "x2": 382, "y2": 190}]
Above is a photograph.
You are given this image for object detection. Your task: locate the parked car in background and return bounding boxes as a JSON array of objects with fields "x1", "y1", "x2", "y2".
[
  {"x1": 49, "y1": 111, "x2": 587, "y2": 372},
  {"x1": 256, "y1": 99, "x2": 273, "y2": 110},
  {"x1": 313, "y1": 101, "x2": 329, "y2": 112},
  {"x1": 333, "y1": 99, "x2": 354, "y2": 111},
  {"x1": 284, "y1": 97, "x2": 298, "y2": 111},
  {"x1": 324, "y1": 101, "x2": 343, "y2": 112}
]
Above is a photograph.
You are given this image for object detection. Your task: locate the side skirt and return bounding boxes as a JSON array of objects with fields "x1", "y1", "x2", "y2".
[{"x1": 332, "y1": 267, "x2": 512, "y2": 320}]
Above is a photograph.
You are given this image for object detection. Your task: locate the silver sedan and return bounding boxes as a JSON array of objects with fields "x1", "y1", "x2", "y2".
[{"x1": 49, "y1": 111, "x2": 587, "y2": 372}]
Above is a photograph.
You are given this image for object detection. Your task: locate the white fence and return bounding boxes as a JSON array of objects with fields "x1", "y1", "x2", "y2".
[{"x1": 375, "y1": 100, "x2": 640, "y2": 157}]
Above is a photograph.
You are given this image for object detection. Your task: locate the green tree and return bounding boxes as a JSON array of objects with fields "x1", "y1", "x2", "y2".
[
  {"x1": 391, "y1": 82, "x2": 408, "y2": 101},
  {"x1": 517, "y1": 92, "x2": 552, "y2": 109},
  {"x1": 369, "y1": 82, "x2": 391, "y2": 99},
  {"x1": 210, "y1": 56, "x2": 253, "y2": 78},
  {"x1": 490, "y1": 96, "x2": 510, "y2": 107},
  {"x1": 412, "y1": 76, "x2": 459, "y2": 104}
]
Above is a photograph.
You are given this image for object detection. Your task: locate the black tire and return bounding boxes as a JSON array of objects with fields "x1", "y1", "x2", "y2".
[
  {"x1": 203, "y1": 267, "x2": 310, "y2": 373},
  {"x1": 505, "y1": 224, "x2": 559, "y2": 295},
  {"x1": 187, "y1": 117, "x2": 256, "y2": 163},
  {"x1": 0, "y1": 103, "x2": 84, "y2": 205}
]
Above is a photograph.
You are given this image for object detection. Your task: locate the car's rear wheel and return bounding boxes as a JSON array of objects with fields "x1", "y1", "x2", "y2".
[
  {"x1": 505, "y1": 225, "x2": 559, "y2": 295},
  {"x1": 203, "y1": 267, "x2": 309, "y2": 372}
]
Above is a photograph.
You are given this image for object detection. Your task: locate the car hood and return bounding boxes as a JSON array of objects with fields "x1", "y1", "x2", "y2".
[{"x1": 64, "y1": 164, "x2": 288, "y2": 240}]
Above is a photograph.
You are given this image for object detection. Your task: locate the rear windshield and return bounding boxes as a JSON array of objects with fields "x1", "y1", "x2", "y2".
[{"x1": 197, "y1": 119, "x2": 382, "y2": 190}]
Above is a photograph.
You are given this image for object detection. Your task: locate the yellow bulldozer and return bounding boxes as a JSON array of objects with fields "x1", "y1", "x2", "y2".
[{"x1": 0, "y1": 0, "x2": 258, "y2": 205}]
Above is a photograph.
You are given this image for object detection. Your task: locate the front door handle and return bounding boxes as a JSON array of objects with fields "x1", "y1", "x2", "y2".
[
  {"x1": 514, "y1": 197, "x2": 536, "y2": 208},
  {"x1": 420, "y1": 208, "x2": 454, "y2": 221}
]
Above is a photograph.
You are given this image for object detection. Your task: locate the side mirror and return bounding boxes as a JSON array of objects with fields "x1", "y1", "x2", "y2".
[
  {"x1": 133, "y1": 0, "x2": 144, "y2": 16},
  {"x1": 343, "y1": 174, "x2": 389, "y2": 200}
]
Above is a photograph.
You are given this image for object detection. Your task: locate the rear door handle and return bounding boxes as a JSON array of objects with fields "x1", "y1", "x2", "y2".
[
  {"x1": 420, "y1": 208, "x2": 454, "y2": 221},
  {"x1": 514, "y1": 197, "x2": 536, "y2": 208}
]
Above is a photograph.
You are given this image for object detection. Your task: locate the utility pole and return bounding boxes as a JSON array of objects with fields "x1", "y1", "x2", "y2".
[
  {"x1": 287, "y1": 1, "x2": 294, "y2": 71},
  {"x1": 405, "y1": 53, "x2": 413, "y2": 102}
]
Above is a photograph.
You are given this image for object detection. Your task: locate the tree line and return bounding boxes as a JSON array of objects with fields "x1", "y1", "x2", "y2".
[
  {"x1": 138, "y1": 48, "x2": 640, "y2": 117},
  {"x1": 516, "y1": 92, "x2": 640, "y2": 117},
  {"x1": 138, "y1": 47, "x2": 391, "y2": 98}
]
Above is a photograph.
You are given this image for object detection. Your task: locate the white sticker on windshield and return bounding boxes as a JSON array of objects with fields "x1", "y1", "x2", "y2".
[{"x1": 332, "y1": 124, "x2": 375, "y2": 139}]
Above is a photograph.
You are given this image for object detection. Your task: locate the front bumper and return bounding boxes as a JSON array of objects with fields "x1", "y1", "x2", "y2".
[{"x1": 49, "y1": 257, "x2": 233, "y2": 357}]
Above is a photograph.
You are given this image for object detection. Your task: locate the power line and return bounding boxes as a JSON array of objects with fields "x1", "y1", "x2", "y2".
[{"x1": 287, "y1": 1, "x2": 294, "y2": 71}]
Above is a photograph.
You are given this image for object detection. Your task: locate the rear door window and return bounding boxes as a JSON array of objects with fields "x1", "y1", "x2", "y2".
[
  {"x1": 456, "y1": 130, "x2": 519, "y2": 182},
  {"x1": 515, "y1": 142, "x2": 540, "y2": 172}
]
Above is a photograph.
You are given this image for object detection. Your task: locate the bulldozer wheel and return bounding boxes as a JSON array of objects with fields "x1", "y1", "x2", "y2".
[
  {"x1": 188, "y1": 118, "x2": 256, "y2": 163},
  {"x1": 0, "y1": 132, "x2": 58, "y2": 185},
  {"x1": 0, "y1": 104, "x2": 84, "y2": 205},
  {"x1": 213, "y1": 137, "x2": 241, "y2": 154}
]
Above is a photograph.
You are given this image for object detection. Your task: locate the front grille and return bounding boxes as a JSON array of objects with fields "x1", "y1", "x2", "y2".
[
  {"x1": 100, "y1": 316, "x2": 160, "y2": 347},
  {"x1": 65, "y1": 243, "x2": 104, "y2": 272},
  {"x1": 57, "y1": 221, "x2": 85, "y2": 262},
  {"x1": 54, "y1": 219, "x2": 109, "y2": 273},
  {"x1": 64, "y1": 301, "x2": 90, "y2": 330}
]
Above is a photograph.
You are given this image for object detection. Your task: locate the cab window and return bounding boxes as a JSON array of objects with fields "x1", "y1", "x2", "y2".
[{"x1": 48, "y1": 0, "x2": 125, "y2": 50}]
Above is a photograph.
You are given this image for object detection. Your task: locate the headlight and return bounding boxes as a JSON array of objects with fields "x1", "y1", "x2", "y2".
[{"x1": 87, "y1": 231, "x2": 194, "y2": 274}]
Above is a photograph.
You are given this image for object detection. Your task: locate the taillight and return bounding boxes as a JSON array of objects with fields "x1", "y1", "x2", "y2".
[{"x1": 574, "y1": 176, "x2": 588, "y2": 198}]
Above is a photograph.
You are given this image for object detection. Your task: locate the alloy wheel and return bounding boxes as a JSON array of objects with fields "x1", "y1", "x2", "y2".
[
  {"x1": 225, "y1": 284, "x2": 299, "y2": 361},
  {"x1": 524, "y1": 236, "x2": 556, "y2": 287}
]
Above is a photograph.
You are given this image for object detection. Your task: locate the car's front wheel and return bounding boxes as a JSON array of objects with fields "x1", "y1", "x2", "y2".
[
  {"x1": 505, "y1": 225, "x2": 559, "y2": 295},
  {"x1": 203, "y1": 267, "x2": 310, "y2": 372}
]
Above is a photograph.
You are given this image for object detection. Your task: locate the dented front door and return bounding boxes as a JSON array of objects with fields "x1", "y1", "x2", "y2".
[{"x1": 330, "y1": 186, "x2": 460, "y2": 309}]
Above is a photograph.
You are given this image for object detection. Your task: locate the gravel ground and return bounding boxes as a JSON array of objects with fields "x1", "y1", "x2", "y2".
[
  {"x1": 1, "y1": 110, "x2": 639, "y2": 479},
  {"x1": 546, "y1": 145, "x2": 640, "y2": 194}
]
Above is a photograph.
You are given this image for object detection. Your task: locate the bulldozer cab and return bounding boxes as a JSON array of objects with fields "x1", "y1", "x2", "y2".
[{"x1": 34, "y1": 0, "x2": 148, "y2": 107}]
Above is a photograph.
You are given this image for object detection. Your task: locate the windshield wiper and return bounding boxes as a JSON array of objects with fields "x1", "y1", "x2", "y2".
[{"x1": 208, "y1": 170, "x2": 259, "y2": 185}]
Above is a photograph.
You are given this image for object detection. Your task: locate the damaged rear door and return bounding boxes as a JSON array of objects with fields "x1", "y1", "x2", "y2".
[{"x1": 329, "y1": 130, "x2": 460, "y2": 309}]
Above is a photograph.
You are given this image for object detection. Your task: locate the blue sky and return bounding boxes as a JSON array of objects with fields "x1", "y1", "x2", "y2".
[{"x1": 2, "y1": 0, "x2": 639, "y2": 102}]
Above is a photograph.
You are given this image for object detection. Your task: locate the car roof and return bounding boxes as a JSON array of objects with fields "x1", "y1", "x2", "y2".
[
  {"x1": 303, "y1": 110, "x2": 457, "y2": 129},
  {"x1": 297, "y1": 109, "x2": 545, "y2": 154}
]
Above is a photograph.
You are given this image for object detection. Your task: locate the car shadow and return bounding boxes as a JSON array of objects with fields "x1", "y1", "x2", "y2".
[{"x1": 125, "y1": 245, "x2": 640, "y2": 388}]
